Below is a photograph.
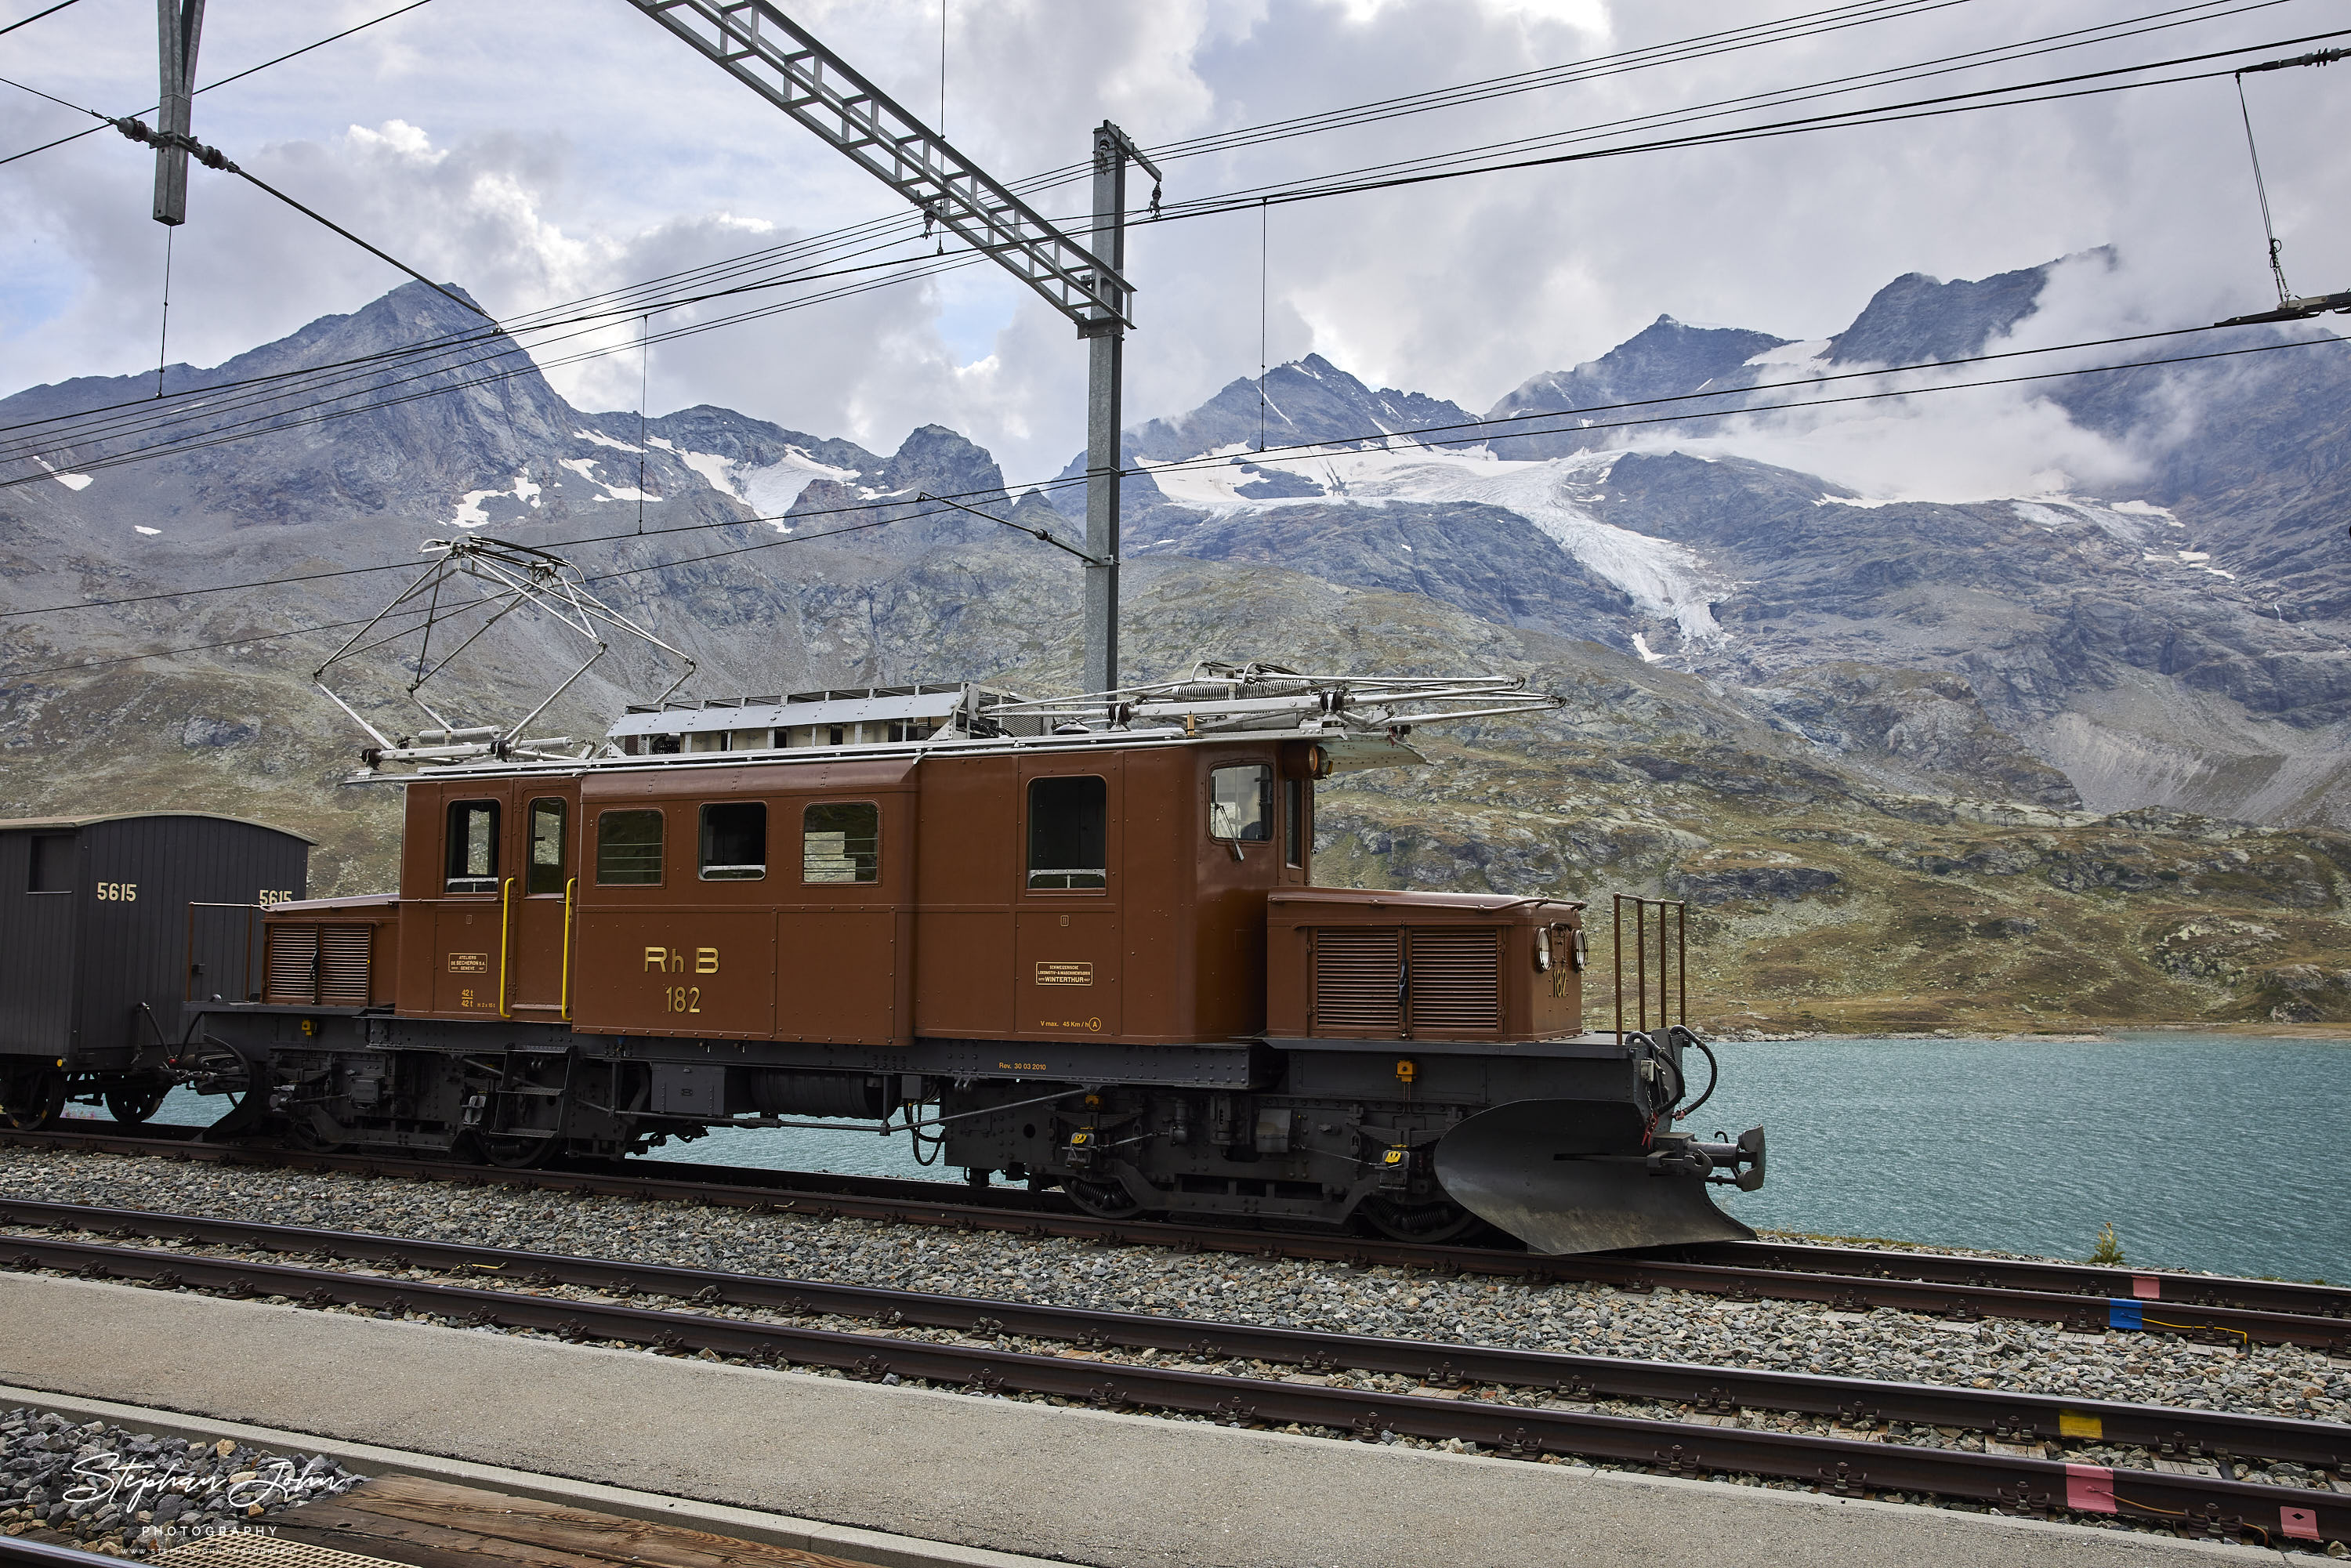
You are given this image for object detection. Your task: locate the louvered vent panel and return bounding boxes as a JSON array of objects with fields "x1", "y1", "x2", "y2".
[
  {"x1": 1312, "y1": 928, "x2": 1402, "y2": 1035},
  {"x1": 1406, "y1": 928, "x2": 1502, "y2": 1037},
  {"x1": 263, "y1": 926, "x2": 319, "y2": 1005},
  {"x1": 319, "y1": 926, "x2": 373, "y2": 1007}
]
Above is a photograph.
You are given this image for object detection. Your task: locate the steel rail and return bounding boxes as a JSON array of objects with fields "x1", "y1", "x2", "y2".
[
  {"x1": 9, "y1": 1125, "x2": 2348, "y2": 1349},
  {"x1": 1681, "y1": 1238, "x2": 2351, "y2": 1322},
  {"x1": 4, "y1": 1197, "x2": 2344, "y2": 1472},
  {"x1": 2, "y1": 1231, "x2": 2342, "y2": 1548}
]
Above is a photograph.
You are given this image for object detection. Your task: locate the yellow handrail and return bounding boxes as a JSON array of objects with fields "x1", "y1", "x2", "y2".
[
  {"x1": 497, "y1": 876, "x2": 514, "y2": 1019},
  {"x1": 560, "y1": 876, "x2": 576, "y2": 1020}
]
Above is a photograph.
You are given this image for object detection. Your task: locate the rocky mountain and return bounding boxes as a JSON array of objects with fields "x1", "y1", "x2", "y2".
[
  {"x1": 1061, "y1": 253, "x2": 2351, "y2": 832},
  {"x1": 0, "y1": 255, "x2": 2345, "y2": 1030}
]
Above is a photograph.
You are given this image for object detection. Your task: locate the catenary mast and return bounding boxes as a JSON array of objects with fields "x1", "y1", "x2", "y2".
[{"x1": 622, "y1": 0, "x2": 1160, "y2": 694}]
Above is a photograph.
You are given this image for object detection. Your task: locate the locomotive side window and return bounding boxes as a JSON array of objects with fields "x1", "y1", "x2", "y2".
[
  {"x1": 701, "y1": 802, "x2": 768, "y2": 880},
  {"x1": 803, "y1": 802, "x2": 879, "y2": 884},
  {"x1": 596, "y1": 809, "x2": 665, "y2": 885},
  {"x1": 1209, "y1": 764, "x2": 1273, "y2": 842},
  {"x1": 1285, "y1": 777, "x2": 1306, "y2": 868},
  {"x1": 27, "y1": 835, "x2": 72, "y2": 893},
  {"x1": 527, "y1": 798, "x2": 568, "y2": 895},
  {"x1": 1027, "y1": 776, "x2": 1106, "y2": 889},
  {"x1": 444, "y1": 801, "x2": 501, "y2": 893}
]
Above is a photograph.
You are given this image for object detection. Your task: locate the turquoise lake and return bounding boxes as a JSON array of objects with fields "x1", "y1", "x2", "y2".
[{"x1": 123, "y1": 1032, "x2": 2349, "y2": 1282}]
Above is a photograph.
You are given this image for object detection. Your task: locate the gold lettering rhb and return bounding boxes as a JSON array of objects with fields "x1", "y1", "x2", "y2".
[{"x1": 643, "y1": 947, "x2": 720, "y2": 975}]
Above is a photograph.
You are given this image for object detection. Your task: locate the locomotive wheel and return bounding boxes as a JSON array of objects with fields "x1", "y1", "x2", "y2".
[
  {"x1": 0, "y1": 1067, "x2": 66, "y2": 1131},
  {"x1": 1060, "y1": 1175, "x2": 1145, "y2": 1220},
  {"x1": 103, "y1": 1083, "x2": 170, "y2": 1124},
  {"x1": 1355, "y1": 1194, "x2": 1485, "y2": 1245},
  {"x1": 286, "y1": 1114, "x2": 346, "y2": 1153},
  {"x1": 473, "y1": 1132, "x2": 559, "y2": 1170}
]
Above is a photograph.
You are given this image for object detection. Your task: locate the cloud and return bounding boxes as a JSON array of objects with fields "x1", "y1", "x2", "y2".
[{"x1": 2, "y1": 0, "x2": 2346, "y2": 493}]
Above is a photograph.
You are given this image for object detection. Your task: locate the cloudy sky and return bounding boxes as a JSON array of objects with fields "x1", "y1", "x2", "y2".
[{"x1": 3, "y1": 0, "x2": 2346, "y2": 494}]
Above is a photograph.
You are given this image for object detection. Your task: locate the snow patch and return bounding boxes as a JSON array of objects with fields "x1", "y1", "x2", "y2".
[
  {"x1": 1630, "y1": 632, "x2": 1665, "y2": 663},
  {"x1": 448, "y1": 470, "x2": 546, "y2": 527},
  {"x1": 574, "y1": 429, "x2": 643, "y2": 454},
  {"x1": 31, "y1": 457, "x2": 92, "y2": 491},
  {"x1": 2010, "y1": 497, "x2": 2161, "y2": 545},
  {"x1": 674, "y1": 449, "x2": 737, "y2": 497},
  {"x1": 1815, "y1": 494, "x2": 1903, "y2": 509},
  {"x1": 1139, "y1": 443, "x2": 1726, "y2": 640},
  {"x1": 133, "y1": 526, "x2": 159, "y2": 536},
  {"x1": 450, "y1": 488, "x2": 503, "y2": 528},
  {"x1": 734, "y1": 448, "x2": 864, "y2": 526},
  {"x1": 2175, "y1": 549, "x2": 2211, "y2": 563},
  {"x1": 1744, "y1": 338, "x2": 1831, "y2": 368},
  {"x1": 654, "y1": 443, "x2": 864, "y2": 527}
]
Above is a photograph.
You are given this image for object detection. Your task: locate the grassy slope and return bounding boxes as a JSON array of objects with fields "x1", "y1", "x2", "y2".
[{"x1": 5, "y1": 552, "x2": 2341, "y2": 1033}]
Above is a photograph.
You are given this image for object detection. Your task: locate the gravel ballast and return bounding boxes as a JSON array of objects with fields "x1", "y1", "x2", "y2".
[{"x1": 2, "y1": 1144, "x2": 2346, "y2": 1548}]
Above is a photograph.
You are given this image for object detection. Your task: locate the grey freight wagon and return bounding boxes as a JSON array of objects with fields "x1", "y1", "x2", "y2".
[{"x1": 0, "y1": 813, "x2": 310, "y2": 1128}]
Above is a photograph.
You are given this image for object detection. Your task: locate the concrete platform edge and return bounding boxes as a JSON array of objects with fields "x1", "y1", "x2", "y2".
[
  {"x1": 0, "y1": 1381, "x2": 1062, "y2": 1568},
  {"x1": 1, "y1": 1378, "x2": 2293, "y2": 1566}
]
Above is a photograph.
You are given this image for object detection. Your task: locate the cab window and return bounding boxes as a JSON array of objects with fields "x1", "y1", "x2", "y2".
[
  {"x1": 803, "y1": 802, "x2": 879, "y2": 884},
  {"x1": 596, "y1": 809, "x2": 665, "y2": 885},
  {"x1": 1027, "y1": 776, "x2": 1106, "y2": 889},
  {"x1": 701, "y1": 802, "x2": 767, "y2": 880},
  {"x1": 1209, "y1": 764, "x2": 1273, "y2": 842},
  {"x1": 445, "y1": 800, "x2": 500, "y2": 893},
  {"x1": 526, "y1": 798, "x2": 568, "y2": 895}
]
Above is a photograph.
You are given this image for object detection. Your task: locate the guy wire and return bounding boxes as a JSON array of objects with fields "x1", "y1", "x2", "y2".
[
  {"x1": 2233, "y1": 70, "x2": 2292, "y2": 304},
  {"x1": 154, "y1": 226, "x2": 174, "y2": 400}
]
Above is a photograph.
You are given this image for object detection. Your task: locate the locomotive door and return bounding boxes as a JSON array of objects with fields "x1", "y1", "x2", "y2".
[
  {"x1": 507, "y1": 793, "x2": 576, "y2": 1016},
  {"x1": 1012, "y1": 760, "x2": 1121, "y2": 1041},
  {"x1": 776, "y1": 792, "x2": 900, "y2": 1045}
]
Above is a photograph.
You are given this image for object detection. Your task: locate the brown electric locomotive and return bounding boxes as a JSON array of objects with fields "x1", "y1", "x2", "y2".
[{"x1": 166, "y1": 666, "x2": 1763, "y2": 1253}]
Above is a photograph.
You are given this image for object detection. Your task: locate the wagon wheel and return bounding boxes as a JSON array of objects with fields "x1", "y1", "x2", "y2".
[
  {"x1": 0, "y1": 1067, "x2": 66, "y2": 1132},
  {"x1": 1060, "y1": 1175, "x2": 1145, "y2": 1220},
  {"x1": 103, "y1": 1082, "x2": 171, "y2": 1124},
  {"x1": 1354, "y1": 1194, "x2": 1486, "y2": 1246}
]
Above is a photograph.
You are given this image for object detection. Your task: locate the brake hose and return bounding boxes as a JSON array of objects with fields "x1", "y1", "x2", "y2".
[{"x1": 1672, "y1": 1027, "x2": 1720, "y2": 1121}]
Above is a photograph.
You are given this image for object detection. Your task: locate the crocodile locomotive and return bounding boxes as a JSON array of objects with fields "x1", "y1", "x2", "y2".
[{"x1": 0, "y1": 664, "x2": 1764, "y2": 1255}]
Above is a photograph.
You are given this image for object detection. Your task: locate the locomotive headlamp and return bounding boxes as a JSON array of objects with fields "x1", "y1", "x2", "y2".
[
  {"x1": 1279, "y1": 740, "x2": 1337, "y2": 780},
  {"x1": 1534, "y1": 929, "x2": 1552, "y2": 972}
]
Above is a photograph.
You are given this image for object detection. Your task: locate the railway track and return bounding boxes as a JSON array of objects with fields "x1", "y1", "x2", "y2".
[
  {"x1": 11, "y1": 1123, "x2": 2349, "y2": 1353},
  {"x1": 4, "y1": 1200, "x2": 2345, "y2": 1552}
]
